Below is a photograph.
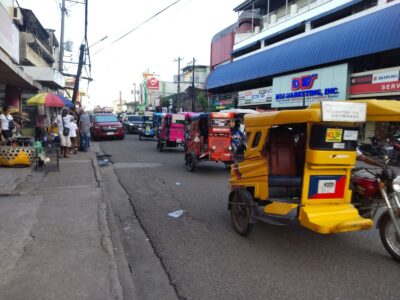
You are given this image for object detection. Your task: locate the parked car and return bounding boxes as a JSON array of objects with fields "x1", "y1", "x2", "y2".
[
  {"x1": 90, "y1": 113, "x2": 125, "y2": 140},
  {"x1": 123, "y1": 115, "x2": 143, "y2": 133}
]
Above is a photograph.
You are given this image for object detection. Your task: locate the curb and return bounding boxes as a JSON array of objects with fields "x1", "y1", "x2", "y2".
[{"x1": 90, "y1": 145, "x2": 124, "y2": 300}]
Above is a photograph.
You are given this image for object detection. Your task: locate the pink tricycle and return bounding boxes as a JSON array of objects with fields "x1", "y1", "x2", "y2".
[{"x1": 156, "y1": 113, "x2": 187, "y2": 152}]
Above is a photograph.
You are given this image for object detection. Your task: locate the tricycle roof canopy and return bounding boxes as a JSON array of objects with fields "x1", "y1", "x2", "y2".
[{"x1": 245, "y1": 100, "x2": 400, "y2": 127}]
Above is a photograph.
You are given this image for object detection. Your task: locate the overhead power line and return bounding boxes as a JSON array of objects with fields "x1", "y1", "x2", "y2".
[
  {"x1": 111, "y1": 0, "x2": 182, "y2": 45},
  {"x1": 93, "y1": 0, "x2": 182, "y2": 56}
]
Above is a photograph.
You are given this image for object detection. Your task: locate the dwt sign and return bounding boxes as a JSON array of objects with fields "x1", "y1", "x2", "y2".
[
  {"x1": 272, "y1": 64, "x2": 348, "y2": 108},
  {"x1": 291, "y1": 74, "x2": 318, "y2": 91}
]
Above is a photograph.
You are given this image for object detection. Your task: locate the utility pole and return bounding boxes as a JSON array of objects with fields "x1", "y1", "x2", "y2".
[
  {"x1": 72, "y1": 44, "x2": 85, "y2": 106},
  {"x1": 174, "y1": 57, "x2": 183, "y2": 112},
  {"x1": 191, "y1": 58, "x2": 196, "y2": 112},
  {"x1": 59, "y1": 0, "x2": 66, "y2": 72},
  {"x1": 71, "y1": 0, "x2": 88, "y2": 108}
]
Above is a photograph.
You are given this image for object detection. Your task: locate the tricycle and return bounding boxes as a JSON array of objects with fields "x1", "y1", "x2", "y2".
[
  {"x1": 156, "y1": 113, "x2": 186, "y2": 152},
  {"x1": 138, "y1": 114, "x2": 155, "y2": 140},
  {"x1": 228, "y1": 100, "x2": 400, "y2": 262},
  {"x1": 185, "y1": 112, "x2": 236, "y2": 172},
  {"x1": 153, "y1": 112, "x2": 165, "y2": 138}
]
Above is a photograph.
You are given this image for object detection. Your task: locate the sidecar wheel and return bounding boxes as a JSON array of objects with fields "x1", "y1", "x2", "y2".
[
  {"x1": 379, "y1": 212, "x2": 400, "y2": 262},
  {"x1": 230, "y1": 192, "x2": 254, "y2": 236}
]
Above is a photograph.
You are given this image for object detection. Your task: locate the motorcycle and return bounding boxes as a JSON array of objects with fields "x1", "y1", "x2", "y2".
[
  {"x1": 352, "y1": 161, "x2": 400, "y2": 261},
  {"x1": 388, "y1": 134, "x2": 400, "y2": 165},
  {"x1": 359, "y1": 136, "x2": 387, "y2": 159}
]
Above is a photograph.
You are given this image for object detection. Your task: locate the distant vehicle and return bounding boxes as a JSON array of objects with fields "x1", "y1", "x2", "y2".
[
  {"x1": 139, "y1": 114, "x2": 156, "y2": 140},
  {"x1": 185, "y1": 112, "x2": 235, "y2": 171},
  {"x1": 90, "y1": 113, "x2": 125, "y2": 140},
  {"x1": 123, "y1": 115, "x2": 143, "y2": 134},
  {"x1": 157, "y1": 113, "x2": 186, "y2": 151}
]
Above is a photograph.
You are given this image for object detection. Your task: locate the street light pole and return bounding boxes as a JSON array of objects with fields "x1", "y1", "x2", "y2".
[
  {"x1": 174, "y1": 57, "x2": 183, "y2": 112},
  {"x1": 191, "y1": 57, "x2": 196, "y2": 112}
]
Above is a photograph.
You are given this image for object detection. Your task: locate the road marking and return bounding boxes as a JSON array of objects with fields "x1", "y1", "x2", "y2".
[{"x1": 113, "y1": 163, "x2": 162, "y2": 169}]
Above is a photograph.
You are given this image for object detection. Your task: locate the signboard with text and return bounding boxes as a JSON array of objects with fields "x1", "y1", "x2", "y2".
[
  {"x1": 238, "y1": 86, "x2": 273, "y2": 106},
  {"x1": 272, "y1": 64, "x2": 348, "y2": 108},
  {"x1": 147, "y1": 76, "x2": 160, "y2": 90},
  {"x1": 321, "y1": 102, "x2": 366, "y2": 122},
  {"x1": 210, "y1": 96, "x2": 235, "y2": 111},
  {"x1": 350, "y1": 67, "x2": 400, "y2": 96}
]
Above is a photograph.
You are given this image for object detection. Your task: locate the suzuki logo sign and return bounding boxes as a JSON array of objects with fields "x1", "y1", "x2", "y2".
[{"x1": 291, "y1": 74, "x2": 318, "y2": 91}]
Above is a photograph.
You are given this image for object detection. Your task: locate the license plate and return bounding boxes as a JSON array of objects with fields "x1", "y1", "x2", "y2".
[
  {"x1": 106, "y1": 132, "x2": 114, "y2": 135},
  {"x1": 318, "y1": 180, "x2": 336, "y2": 194},
  {"x1": 177, "y1": 139, "x2": 182, "y2": 143}
]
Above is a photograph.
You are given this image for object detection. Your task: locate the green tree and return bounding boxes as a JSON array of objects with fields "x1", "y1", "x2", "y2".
[{"x1": 197, "y1": 91, "x2": 208, "y2": 111}]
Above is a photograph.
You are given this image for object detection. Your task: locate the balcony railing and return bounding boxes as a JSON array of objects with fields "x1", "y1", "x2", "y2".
[{"x1": 234, "y1": 0, "x2": 333, "y2": 45}]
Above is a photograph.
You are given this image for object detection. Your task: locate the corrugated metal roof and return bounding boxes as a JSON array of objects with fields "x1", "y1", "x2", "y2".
[{"x1": 207, "y1": 4, "x2": 400, "y2": 90}]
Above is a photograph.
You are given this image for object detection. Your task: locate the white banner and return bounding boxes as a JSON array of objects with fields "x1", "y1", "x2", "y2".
[{"x1": 238, "y1": 86, "x2": 273, "y2": 106}]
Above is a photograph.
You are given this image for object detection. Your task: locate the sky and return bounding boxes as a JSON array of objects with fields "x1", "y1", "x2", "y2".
[{"x1": 18, "y1": 0, "x2": 243, "y2": 108}]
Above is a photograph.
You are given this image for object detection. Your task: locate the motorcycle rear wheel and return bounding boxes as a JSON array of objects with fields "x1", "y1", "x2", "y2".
[{"x1": 379, "y1": 212, "x2": 400, "y2": 262}]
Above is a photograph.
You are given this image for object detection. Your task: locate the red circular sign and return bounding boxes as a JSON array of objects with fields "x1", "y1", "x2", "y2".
[{"x1": 148, "y1": 77, "x2": 159, "y2": 89}]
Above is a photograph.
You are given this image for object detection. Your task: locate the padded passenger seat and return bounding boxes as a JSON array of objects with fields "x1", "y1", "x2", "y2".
[
  {"x1": 267, "y1": 127, "x2": 302, "y2": 198},
  {"x1": 268, "y1": 176, "x2": 302, "y2": 198}
]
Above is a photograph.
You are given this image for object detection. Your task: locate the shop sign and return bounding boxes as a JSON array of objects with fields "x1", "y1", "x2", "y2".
[
  {"x1": 147, "y1": 76, "x2": 159, "y2": 90},
  {"x1": 238, "y1": 87, "x2": 273, "y2": 106},
  {"x1": 350, "y1": 67, "x2": 400, "y2": 95},
  {"x1": 210, "y1": 96, "x2": 235, "y2": 111},
  {"x1": 272, "y1": 64, "x2": 348, "y2": 108}
]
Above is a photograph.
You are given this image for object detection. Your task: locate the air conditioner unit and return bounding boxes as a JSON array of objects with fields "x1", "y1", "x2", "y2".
[{"x1": 13, "y1": 7, "x2": 23, "y2": 26}]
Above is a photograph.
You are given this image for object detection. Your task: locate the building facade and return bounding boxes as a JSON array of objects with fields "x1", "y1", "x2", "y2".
[
  {"x1": 0, "y1": 1, "x2": 64, "y2": 135},
  {"x1": 207, "y1": 0, "x2": 400, "y2": 119}
]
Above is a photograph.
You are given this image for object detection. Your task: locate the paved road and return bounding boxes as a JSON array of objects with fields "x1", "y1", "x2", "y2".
[{"x1": 100, "y1": 135, "x2": 400, "y2": 300}]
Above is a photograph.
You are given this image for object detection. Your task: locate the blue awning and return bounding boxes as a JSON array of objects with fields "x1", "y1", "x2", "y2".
[{"x1": 207, "y1": 4, "x2": 400, "y2": 90}]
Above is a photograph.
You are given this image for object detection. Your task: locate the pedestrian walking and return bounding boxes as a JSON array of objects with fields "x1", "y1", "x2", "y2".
[
  {"x1": 79, "y1": 108, "x2": 91, "y2": 152},
  {"x1": 69, "y1": 120, "x2": 78, "y2": 154},
  {"x1": 49, "y1": 108, "x2": 74, "y2": 158},
  {"x1": 0, "y1": 104, "x2": 18, "y2": 141}
]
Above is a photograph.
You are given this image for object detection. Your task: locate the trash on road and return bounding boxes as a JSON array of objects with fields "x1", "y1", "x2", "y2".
[
  {"x1": 168, "y1": 210, "x2": 184, "y2": 218},
  {"x1": 176, "y1": 182, "x2": 181, "y2": 186}
]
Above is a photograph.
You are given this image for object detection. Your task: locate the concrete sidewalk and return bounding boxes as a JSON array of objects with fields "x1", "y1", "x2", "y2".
[{"x1": 0, "y1": 148, "x2": 129, "y2": 300}]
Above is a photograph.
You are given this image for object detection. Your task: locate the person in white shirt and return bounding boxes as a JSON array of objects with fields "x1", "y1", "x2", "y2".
[
  {"x1": 69, "y1": 120, "x2": 78, "y2": 154},
  {"x1": 49, "y1": 108, "x2": 75, "y2": 158},
  {"x1": 0, "y1": 104, "x2": 18, "y2": 141}
]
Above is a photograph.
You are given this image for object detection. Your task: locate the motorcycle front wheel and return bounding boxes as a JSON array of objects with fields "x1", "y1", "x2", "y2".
[
  {"x1": 378, "y1": 148, "x2": 387, "y2": 159},
  {"x1": 379, "y1": 212, "x2": 400, "y2": 262}
]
